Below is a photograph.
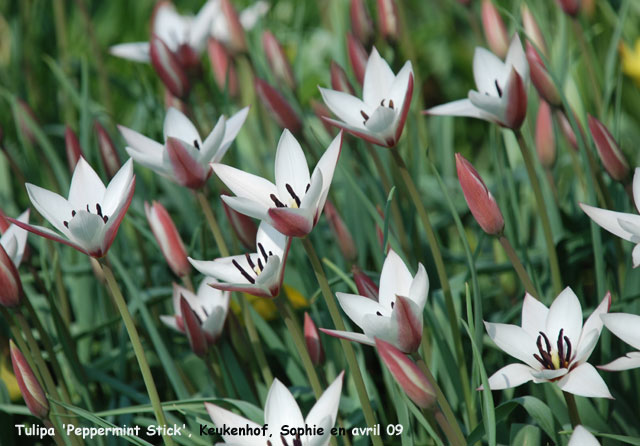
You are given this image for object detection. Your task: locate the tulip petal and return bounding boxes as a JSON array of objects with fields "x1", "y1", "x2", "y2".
[
  {"x1": 109, "y1": 42, "x2": 150, "y2": 63},
  {"x1": 0, "y1": 210, "x2": 29, "y2": 267},
  {"x1": 598, "y1": 351, "x2": 640, "y2": 371},
  {"x1": 521, "y1": 293, "x2": 549, "y2": 339},
  {"x1": 378, "y1": 249, "x2": 412, "y2": 309},
  {"x1": 119, "y1": 125, "x2": 168, "y2": 174},
  {"x1": 268, "y1": 207, "x2": 314, "y2": 237},
  {"x1": 505, "y1": 34, "x2": 528, "y2": 83},
  {"x1": 159, "y1": 315, "x2": 180, "y2": 332},
  {"x1": 601, "y1": 313, "x2": 640, "y2": 351},
  {"x1": 408, "y1": 263, "x2": 429, "y2": 310},
  {"x1": 204, "y1": 403, "x2": 265, "y2": 445},
  {"x1": 425, "y1": 98, "x2": 498, "y2": 122},
  {"x1": 484, "y1": 321, "x2": 540, "y2": 368},
  {"x1": 473, "y1": 47, "x2": 507, "y2": 95},
  {"x1": 336, "y1": 292, "x2": 385, "y2": 327},
  {"x1": 199, "y1": 115, "x2": 226, "y2": 164},
  {"x1": 219, "y1": 106, "x2": 250, "y2": 156},
  {"x1": 318, "y1": 87, "x2": 370, "y2": 129},
  {"x1": 164, "y1": 108, "x2": 202, "y2": 147},
  {"x1": 256, "y1": 222, "x2": 288, "y2": 259},
  {"x1": 388, "y1": 61, "x2": 413, "y2": 112},
  {"x1": 363, "y1": 47, "x2": 396, "y2": 106},
  {"x1": 275, "y1": 130, "x2": 311, "y2": 201},
  {"x1": 9, "y1": 221, "x2": 89, "y2": 256},
  {"x1": 189, "y1": 256, "x2": 250, "y2": 284},
  {"x1": 364, "y1": 106, "x2": 396, "y2": 134},
  {"x1": 576, "y1": 292, "x2": 610, "y2": 361},
  {"x1": 67, "y1": 211, "x2": 107, "y2": 254},
  {"x1": 531, "y1": 368, "x2": 567, "y2": 382},
  {"x1": 213, "y1": 164, "x2": 277, "y2": 209},
  {"x1": 103, "y1": 159, "x2": 134, "y2": 215},
  {"x1": 633, "y1": 243, "x2": 640, "y2": 268},
  {"x1": 633, "y1": 168, "x2": 640, "y2": 213},
  {"x1": 557, "y1": 362, "x2": 612, "y2": 399},
  {"x1": 319, "y1": 328, "x2": 375, "y2": 346},
  {"x1": 484, "y1": 363, "x2": 534, "y2": 390},
  {"x1": 580, "y1": 203, "x2": 640, "y2": 243},
  {"x1": 568, "y1": 426, "x2": 601, "y2": 446},
  {"x1": 68, "y1": 158, "x2": 107, "y2": 209},
  {"x1": 468, "y1": 90, "x2": 506, "y2": 124},
  {"x1": 305, "y1": 371, "x2": 344, "y2": 444},
  {"x1": 221, "y1": 196, "x2": 270, "y2": 223},
  {"x1": 264, "y1": 379, "x2": 305, "y2": 441},
  {"x1": 545, "y1": 287, "x2": 582, "y2": 347},
  {"x1": 320, "y1": 116, "x2": 387, "y2": 146},
  {"x1": 312, "y1": 132, "x2": 343, "y2": 214},
  {"x1": 189, "y1": 0, "x2": 217, "y2": 51},
  {"x1": 391, "y1": 295, "x2": 423, "y2": 353}
]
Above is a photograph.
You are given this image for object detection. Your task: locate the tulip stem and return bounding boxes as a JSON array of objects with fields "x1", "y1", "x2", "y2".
[
  {"x1": 498, "y1": 235, "x2": 539, "y2": 298},
  {"x1": 301, "y1": 238, "x2": 383, "y2": 446},
  {"x1": 196, "y1": 191, "x2": 230, "y2": 257},
  {"x1": 206, "y1": 351, "x2": 227, "y2": 398},
  {"x1": 572, "y1": 19, "x2": 602, "y2": 115},
  {"x1": 411, "y1": 353, "x2": 466, "y2": 446},
  {"x1": 98, "y1": 259, "x2": 175, "y2": 446},
  {"x1": 243, "y1": 299, "x2": 274, "y2": 385},
  {"x1": 563, "y1": 391, "x2": 582, "y2": 428},
  {"x1": 390, "y1": 149, "x2": 475, "y2": 428},
  {"x1": 514, "y1": 130, "x2": 563, "y2": 296}
]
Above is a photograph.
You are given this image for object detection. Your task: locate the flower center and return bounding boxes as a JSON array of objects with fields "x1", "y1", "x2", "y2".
[
  {"x1": 376, "y1": 299, "x2": 395, "y2": 316},
  {"x1": 360, "y1": 99, "x2": 395, "y2": 125},
  {"x1": 232, "y1": 242, "x2": 275, "y2": 284},
  {"x1": 269, "y1": 183, "x2": 311, "y2": 209},
  {"x1": 193, "y1": 139, "x2": 200, "y2": 150},
  {"x1": 63, "y1": 203, "x2": 109, "y2": 228},
  {"x1": 494, "y1": 79, "x2": 503, "y2": 98},
  {"x1": 267, "y1": 434, "x2": 302, "y2": 446},
  {"x1": 533, "y1": 329, "x2": 572, "y2": 370}
]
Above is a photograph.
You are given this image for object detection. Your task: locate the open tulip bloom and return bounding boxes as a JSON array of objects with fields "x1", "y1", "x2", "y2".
[
  {"x1": 0, "y1": 210, "x2": 30, "y2": 267},
  {"x1": 160, "y1": 278, "x2": 230, "y2": 345},
  {"x1": 425, "y1": 34, "x2": 529, "y2": 130},
  {"x1": 319, "y1": 47, "x2": 413, "y2": 148},
  {"x1": 9, "y1": 158, "x2": 135, "y2": 258},
  {"x1": 205, "y1": 372, "x2": 343, "y2": 446},
  {"x1": 321, "y1": 249, "x2": 428, "y2": 353},
  {"x1": 119, "y1": 106, "x2": 248, "y2": 189},
  {"x1": 580, "y1": 168, "x2": 640, "y2": 267},
  {"x1": 213, "y1": 129, "x2": 343, "y2": 237},
  {"x1": 188, "y1": 222, "x2": 290, "y2": 298},
  {"x1": 568, "y1": 426, "x2": 601, "y2": 446},
  {"x1": 483, "y1": 288, "x2": 612, "y2": 398},
  {"x1": 599, "y1": 313, "x2": 640, "y2": 371}
]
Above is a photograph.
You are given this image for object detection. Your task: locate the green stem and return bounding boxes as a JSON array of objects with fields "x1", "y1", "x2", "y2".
[
  {"x1": 411, "y1": 353, "x2": 466, "y2": 446},
  {"x1": 563, "y1": 391, "x2": 581, "y2": 428},
  {"x1": 99, "y1": 260, "x2": 175, "y2": 446},
  {"x1": 243, "y1": 299, "x2": 274, "y2": 385},
  {"x1": 196, "y1": 191, "x2": 230, "y2": 257},
  {"x1": 390, "y1": 148, "x2": 475, "y2": 428},
  {"x1": 301, "y1": 238, "x2": 383, "y2": 446},
  {"x1": 514, "y1": 130, "x2": 563, "y2": 296},
  {"x1": 45, "y1": 419, "x2": 67, "y2": 446},
  {"x1": 497, "y1": 235, "x2": 538, "y2": 298},
  {"x1": 205, "y1": 351, "x2": 227, "y2": 398},
  {"x1": 572, "y1": 19, "x2": 602, "y2": 115}
]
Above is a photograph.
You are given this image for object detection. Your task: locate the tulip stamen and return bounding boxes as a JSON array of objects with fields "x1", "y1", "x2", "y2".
[
  {"x1": 257, "y1": 257, "x2": 264, "y2": 272},
  {"x1": 534, "y1": 329, "x2": 573, "y2": 370},
  {"x1": 391, "y1": 301, "x2": 394, "y2": 309},
  {"x1": 194, "y1": 140, "x2": 200, "y2": 150},
  {"x1": 361, "y1": 110, "x2": 369, "y2": 124},
  {"x1": 232, "y1": 259, "x2": 255, "y2": 284},
  {"x1": 494, "y1": 79, "x2": 503, "y2": 98},
  {"x1": 65, "y1": 204, "x2": 109, "y2": 228},
  {"x1": 245, "y1": 253, "x2": 256, "y2": 270},
  {"x1": 270, "y1": 194, "x2": 286, "y2": 208},
  {"x1": 258, "y1": 243, "x2": 269, "y2": 262},
  {"x1": 376, "y1": 311, "x2": 383, "y2": 316},
  {"x1": 286, "y1": 183, "x2": 301, "y2": 207}
]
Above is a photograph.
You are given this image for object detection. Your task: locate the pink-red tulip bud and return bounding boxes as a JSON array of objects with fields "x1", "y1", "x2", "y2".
[
  {"x1": 535, "y1": 101, "x2": 556, "y2": 168},
  {"x1": 145, "y1": 201, "x2": 190, "y2": 277},
  {"x1": 10, "y1": 340, "x2": 49, "y2": 419},
  {"x1": 350, "y1": 0, "x2": 374, "y2": 44},
  {"x1": 481, "y1": 0, "x2": 509, "y2": 59},
  {"x1": 526, "y1": 43, "x2": 561, "y2": 107},
  {"x1": 254, "y1": 78, "x2": 302, "y2": 133},
  {"x1": 208, "y1": 38, "x2": 238, "y2": 97},
  {"x1": 0, "y1": 244, "x2": 23, "y2": 307},
  {"x1": 16, "y1": 100, "x2": 39, "y2": 145},
  {"x1": 330, "y1": 61, "x2": 355, "y2": 95},
  {"x1": 263, "y1": 31, "x2": 296, "y2": 91},
  {"x1": 504, "y1": 67, "x2": 527, "y2": 130},
  {"x1": 310, "y1": 100, "x2": 336, "y2": 134},
  {"x1": 220, "y1": 0, "x2": 247, "y2": 53},
  {"x1": 375, "y1": 338, "x2": 436, "y2": 409},
  {"x1": 150, "y1": 34, "x2": 190, "y2": 99},
  {"x1": 455, "y1": 153, "x2": 504, "y2": 235},
  {"x1": 304, "y1": 312, "x2": 325, "y2": 365},
  {"x1": 556, "y1": 0, "x2": 580, "y2": 17},
  {"x1": 352, "y1": 265, "x2": 379, "y2": 301},
  {"x1": 179, "y1": 295, "x2": 208, "y2": 357},
  {"x1": 221, "y1": 193, "x2": 258, "y2": 250},
  {"x1": 95, "y1": 122, "x2": 122, "y2": 179},
  {"x1": 377, "y1": 0, "x2": 399, "y2": 41},
  {"x1": 0, "y1": 208, "x2": 9, "y2": 233},
  {"x1": 347, "y1": 33, "x2": 368, "y2": 85},
  {"x1": 175, "y1": 43, "x2": 201, "y2": 74},
  {"x1": 165, "y1": 137, "x2": 211, "y2": 189},
  {"x1": 521, "y1": 5, "x2": 548, "y2": 58},
  {"x1": 64, "y1": 126, "x2": 84, "y2": 173},
  {"x1": 556, "y1": 109, "x2": 583, "y2": 152},
  {"x1": 588, "y1": 115, "x2": 630, "y2": 182},
  {"x1": 324, "y1": 201, "x2": 357, "y2": 262}
]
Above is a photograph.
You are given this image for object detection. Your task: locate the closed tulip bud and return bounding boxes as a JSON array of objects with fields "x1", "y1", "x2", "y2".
[
  {"x1": 95, "y1": 122, "x2": 122, "y2": 179},
  {"x1": 535, "y1": 101, "x2": 556, "y2": 168},
  {"x1": 221, "y1": 193, "x2": 258, "y2": 249},
  {"x1": 64, "y1": 126, "x2": 84, "y2": 173},
  {"x1": 521, "y1": 5, "x2": 548, "y2": 58},
  {"x1": 0, "y1": 208, "x2": 9, "y2": 233},
  {"x1": 556, "y1": 109, "x2": 583, "y2": 151},
  {"x1": 375, "y1": 338, "x2": 436, "y2": 409},
  {"x1": 208, "y1": 38, "x2": 238, "y2": 97},
  {"x1": 304, "y1": 312, "x2": 325, "y2": 365},
  {"x1": 556, "y1": 0, "x2": 580, "y2": 17},
  {"x1": 145, "y1": 201, "x2": 190, "y2": 277},
  {"x1": 0, "y1": 244, "x2": 23, "y2": 307},
  {"x1": 10, "y1": 341, "x2": 49, "y2": 419},
  {"x1": 254, "y1": 78, "x2": 302, "y2": 133},
  {"x1": 150, "y1": 34, "x2": 190, "y2": 99},
  {"x1": 456, "y1": 153, "x2": 504, "y2": 235},
  {"x1": 347, "y1": 33, "x2": 368, "y2": 85},
  {"x1": 350, "y1": 0, "x2": 374, "y2": 44},
  {"x1": 263, "y1": 31, "x2": 296, "y2": 91},
  {"x1": 324, "y1": 201, "x2": 357, "y2": 262},
  {"x1": 330, "y1": 61, "x2": 355, "y2": 95},
  {"x1": 352, "y1": 265, "x2": 379, "y2": 301},
  {"x1": 220, "y1": 0, "x2": 247, "y2": 53},
  {"x1": 175, "y1": 43, "x2": 201, "y2": 75},
  {"x1": 310, "y1": 100, "x2": 336, "y2": 134},
  {"x1": 588, "y1": 115, "x2": 630, "y2": 182},
  {"x1": 377, "y1": 0, "x2": 399, "y2": 41},
  {"x1": 526, "y1": 43, "x2": 561, "y2": 107},
  {"x1": 481, "y1": 0, "x2": 509, "y2": 59},
  {"x1": 503, "y1": 67, "x2": 528, "y2": 130},
  {"x1": 179, "y1": 295, "x2": 208, "y2": 357}
]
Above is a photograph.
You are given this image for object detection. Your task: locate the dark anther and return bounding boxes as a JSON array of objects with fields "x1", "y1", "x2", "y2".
[
  {"x1": 281, "y1": 435, "x2": 289, "y2": 446},
  {"x1": 535, "y1": 333, "x2": 553, "y2": 369},
  {"x1": 539, "y1": 331, "x2": 551, "y2": 352},
  {"x1": 564, "y1": 335, "x2": 571, "y2": 364},
  {"x1": 71, "y1": 210, "x2": 76, "y2": 217},
  {"x1": 293, "y1": 433, "x2": 302, "y2": 446},
  {"x1": 533, "y1": 353, "x2": 547, "y2": 368},
  {"x1": 63, "y1": 221, "x2": 69, "y2": 228},
  {"x1": 267, "y1": 441, "x2": 273, "y2": 446},
  {"x1": 376, "y1": 311, "x2": 382, "y2": 316},
  {"x1": 495, "y1": 79, "x2": 503, "y2": 97},
  {"x1": 257, "y1": 257, "x2": 264, "y2": 271},
  {"x1": 286, "y1": 183, "x2": 301, "y2": 207},
  {"x1": 258, "y1": 243, "x2": 269, "y2": 262},
  {"x1": 360, "y1": 110, "x2": 369, "y2": 122},
  {"x1": 245, "y1": 253, "x2": 256, "y2": 270},
  {"x1": 388, "y1": 99, "x2": 394, "y2": 109},
  {"x1": 269, "y1": 250, "x2": 273, "y2": 256},
  {"x1": 391, "y1": 301, "x2": 394, "y2": 309},
  {"x1": 270, "y1": 194, "x2": 286, "y2": 208},
  {"x1": 103, "y1": 215, "x2": 109, "y2": 223},
  {"x1": 557, "y1": 329, "x2": 564, "y2": 365},
  {"x1": 305, "y1": 183, "x2": 310, "y2": 192},
  {"x1": 194, "y1": 140, "x2": 200, "y2": 150},
  {"x1": 96, "y1": 203, "x2": 103, "y2": 217},
  {"x1": 232, "y1": 259, "x2": 255, "y2": 284},
  {"x1": 86, "y1": 204, "x2": 90, "y2": 212},
  {"x1": 380, "y1": 99, "x2": 385, "y2": 106}
]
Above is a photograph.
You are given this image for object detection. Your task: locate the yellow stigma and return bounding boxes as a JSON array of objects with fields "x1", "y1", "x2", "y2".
[{"x1": 551, "y1": 351, "x2": 561, "y2": 370}]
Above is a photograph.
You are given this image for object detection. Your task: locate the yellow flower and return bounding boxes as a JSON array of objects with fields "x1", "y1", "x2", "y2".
[
  {"x1": 229, "y1": 285, "x2": 309, "y2": 321},
  {"x1": 1, "y1": 356, "x2": 21, "y2": 401},
  {"x1": 620, "y1": 40, "x2": 640, "y2": 84}
]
